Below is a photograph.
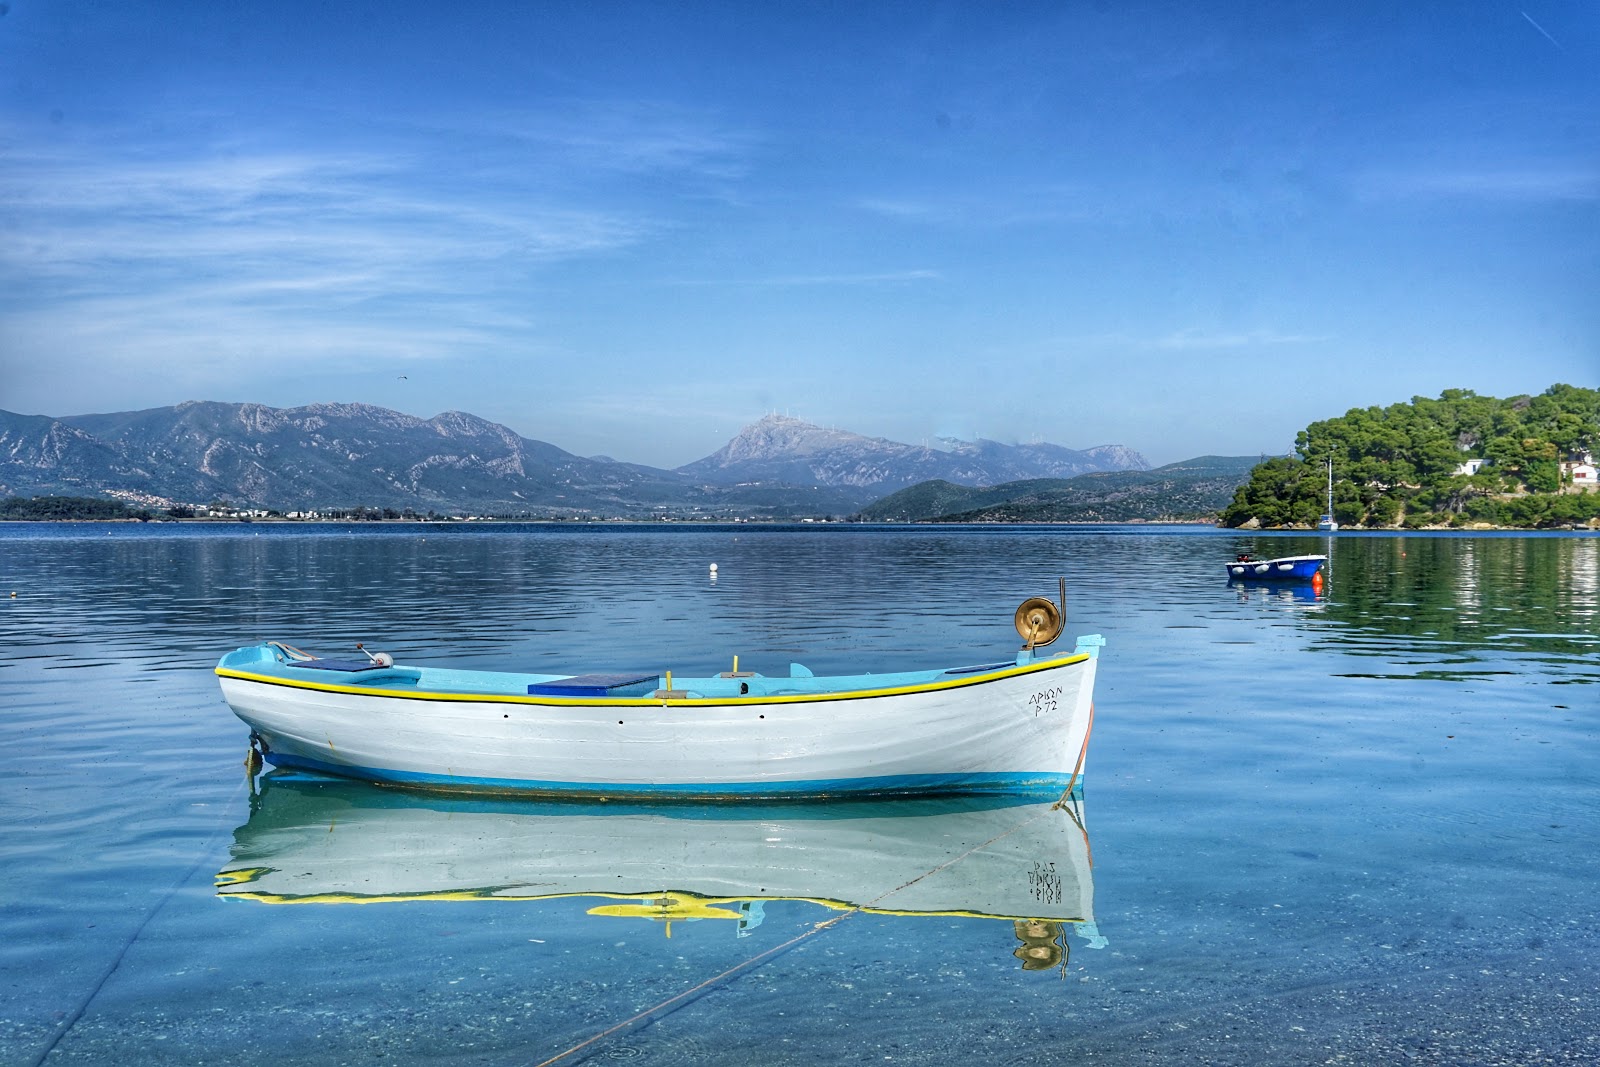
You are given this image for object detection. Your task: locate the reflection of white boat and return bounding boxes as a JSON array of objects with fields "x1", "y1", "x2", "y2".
[{"x1": 218, "y1": 774, "x2": 1104, "y2": 960}]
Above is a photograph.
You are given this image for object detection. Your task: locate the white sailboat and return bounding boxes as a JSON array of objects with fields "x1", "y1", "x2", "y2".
[{"x1": 1316, "y1": 456, "x2": 1338, "y2": 532}]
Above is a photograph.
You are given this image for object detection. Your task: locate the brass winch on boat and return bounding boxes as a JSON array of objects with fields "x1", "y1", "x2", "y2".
[{"x1": 1013, "y1": 578, "x2": 1067, "y2": 650}]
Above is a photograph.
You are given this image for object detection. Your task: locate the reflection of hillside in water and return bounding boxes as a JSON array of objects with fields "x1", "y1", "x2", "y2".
[
  {"x1": 1303, "y1": 537, "x2": 1599, "y2": 681},
  {"x1": 219, "y1": 773, "x2": 1105, "y2": 972}
]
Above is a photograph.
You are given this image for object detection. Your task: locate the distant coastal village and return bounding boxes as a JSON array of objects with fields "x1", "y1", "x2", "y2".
[
  {"x1": 3, "y1": 385, "x2": 1597, "y2": 528},
  {"x1": 0, "y1": 497, "x2": 820, "y2": 524}
]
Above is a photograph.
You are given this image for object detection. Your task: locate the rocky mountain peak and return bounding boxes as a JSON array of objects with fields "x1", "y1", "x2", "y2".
[
  {"x1": 677, "y1": 414, "x2": 1150, "y2": 495},
  {"x1": 716, "y1": 414, "x2": 871, "y2": 463}
]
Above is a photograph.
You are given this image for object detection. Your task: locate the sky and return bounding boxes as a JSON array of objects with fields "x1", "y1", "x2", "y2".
[{"x1": 1, "y1": 1, "x2": 1596, "y2": 467}]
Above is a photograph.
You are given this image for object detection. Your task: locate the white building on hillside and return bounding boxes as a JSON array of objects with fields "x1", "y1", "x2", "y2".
[{"x1": 1564, "y1": 452, "x2": 1597, "y2": 491}]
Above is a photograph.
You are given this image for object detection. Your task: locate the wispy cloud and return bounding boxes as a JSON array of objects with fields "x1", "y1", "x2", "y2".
[
  {"x1": 0, "y1": 85, "x2": 777, "y2": 419},
  {"x1": 853, "y1": 171, "x2": 1329, "y2": 230},
  {"x1": 435, "y1": 99, "x2": 755, "y2": 182},
  {"x1": 856, "y1": 197, "x2": 950, "y2": 221},
  {"x1": 666, "y1": 269, "x2": 941, "y2": 288},
  {"x1": 1, "y1": 148, "x2": 651, "y2": 279},
  {"x1": 1355, "y1": 166, "x2": 1600, "y2": 203},
  {"x1": 1052, "y1": 327, "x2": 1329, "y2": 352},
  {"x1": 855, "y1": 189, "x2": 1107, "y2": 228},
  {"x1": 0, "y1": 139, "x2": 666, "y2": 396},
  {"x1": 0, "y1": 92, "x2": 770, "y2": 401},
  {"x1": 1152, "y1": 327, "x2": 1328, "y2": 350}
]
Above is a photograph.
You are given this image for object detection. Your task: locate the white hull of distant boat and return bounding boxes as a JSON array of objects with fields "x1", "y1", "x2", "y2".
[{"x1": 217, "y1": 619, "x2": 1103, "y2": 800}]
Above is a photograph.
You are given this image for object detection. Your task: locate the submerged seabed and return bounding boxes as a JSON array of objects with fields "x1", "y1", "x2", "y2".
[{"x1": 2, "y1": 523, "x2": 1596, "y2": 1066}]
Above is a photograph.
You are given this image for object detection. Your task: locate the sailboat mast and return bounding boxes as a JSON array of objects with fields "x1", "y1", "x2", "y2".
[{"x1": 1316, "y1": 454, "x2": 1339, "y2": 532}]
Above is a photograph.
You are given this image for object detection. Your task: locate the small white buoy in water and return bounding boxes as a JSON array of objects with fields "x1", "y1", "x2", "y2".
[{"x1": 709, "y1": 563, "x2": 718, "y2": 574}]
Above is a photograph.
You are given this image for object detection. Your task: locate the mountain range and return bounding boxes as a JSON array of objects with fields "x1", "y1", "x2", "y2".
[
  {"x1": 0, "y1": 403, "x2": 1151, "y2": 517},
  {"x1": 678, "y1": 415, "x2": 1146, "y2": 490}
]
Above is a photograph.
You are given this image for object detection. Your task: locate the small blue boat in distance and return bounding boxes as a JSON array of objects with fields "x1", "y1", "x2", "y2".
[{"x1": 1226, "y1": 554, "x2": 1327, "y2": 581}]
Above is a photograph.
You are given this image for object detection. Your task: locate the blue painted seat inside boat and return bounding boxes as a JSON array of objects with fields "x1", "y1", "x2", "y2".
[{"x1": 527, "y1": 673, "x2": 660, "y2": 697}]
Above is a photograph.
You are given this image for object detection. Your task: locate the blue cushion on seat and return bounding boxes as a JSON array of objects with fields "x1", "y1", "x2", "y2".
[{"x1": 528, "y1": 672, "x2": 658, "y2": 697}]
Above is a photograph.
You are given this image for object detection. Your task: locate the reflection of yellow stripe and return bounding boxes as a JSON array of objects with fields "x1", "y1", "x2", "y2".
[
  {"x1": 221, "y1": 888, "x2": 527, "y2": 905},
  {"x1": 214, "y1": 881, "x2": 1084, "y2": 922},
  {"x1": 215, "y1": 652, "x2": 1089, "y2": 708},
  {"x1": 588, "y1": 900, "x2": 746, "y2": 921}
]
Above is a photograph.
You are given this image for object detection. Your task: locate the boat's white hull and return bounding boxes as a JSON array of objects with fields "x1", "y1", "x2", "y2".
[{"x1": 219, "y1": 641, "x2": 1101, "y2": 799}]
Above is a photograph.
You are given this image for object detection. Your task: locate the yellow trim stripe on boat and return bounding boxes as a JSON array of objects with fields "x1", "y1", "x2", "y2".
[{"x1": 215, "y1": 651, "x2": 1090, "y2": 708}]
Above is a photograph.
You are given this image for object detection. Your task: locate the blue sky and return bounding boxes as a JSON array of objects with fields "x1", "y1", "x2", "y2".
[{"x1": 1, "y1": 1, "x2": 1595, "y2": 466}]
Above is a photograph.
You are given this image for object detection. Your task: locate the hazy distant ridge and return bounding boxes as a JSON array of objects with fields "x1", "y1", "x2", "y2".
[
  {"x1": 0, "y1": 402, "x2": 1149, "y2": 516},
  {"x1": 677, "y1": 414, "x2": 1147, "y2": 495}
]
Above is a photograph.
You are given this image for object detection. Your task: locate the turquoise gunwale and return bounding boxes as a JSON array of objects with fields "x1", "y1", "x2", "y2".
[
  {"x1": 241, "y1": 749, "x2": 1087, "y2": 800},
  {"x1": 214, "y1": 649, "x2": 1093, "y2": 709}
]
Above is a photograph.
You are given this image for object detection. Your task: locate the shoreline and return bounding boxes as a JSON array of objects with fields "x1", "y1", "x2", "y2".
[{"x1": 2, "y1": 516, "x2": 1595, "y2": 532}]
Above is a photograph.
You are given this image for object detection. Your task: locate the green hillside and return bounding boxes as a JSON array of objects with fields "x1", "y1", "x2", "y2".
[
  {"x1": 858, "y1": 456, "x2": 1259, "y2": 523},
  {"x1": 1219, "y1": 385, "x2": 1600, "y2": 529},
  {"x1": 856, "y1": 477, "x2": 1069, "y2": 522},
  {"x1": 0, "y1": 495, "x2": 152, "y2": 520}
]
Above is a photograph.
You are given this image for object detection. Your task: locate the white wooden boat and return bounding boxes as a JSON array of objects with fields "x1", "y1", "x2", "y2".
[
  {"x1": 217, "y1": 775, "x2": 1105, "y2": 961},
  {"x1": 215, "y1": 591, "x2": 1102, "y2": 800}
]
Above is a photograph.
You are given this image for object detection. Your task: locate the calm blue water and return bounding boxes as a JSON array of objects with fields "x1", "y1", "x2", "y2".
[{"x1": 2, "y1": 523, "x2": 1596, "y2": 1065}]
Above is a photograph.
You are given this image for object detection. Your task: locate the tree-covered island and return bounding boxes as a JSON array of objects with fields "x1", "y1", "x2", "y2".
[
  {"x1": 1220, "y1": 385, "x2": 1600, "y2": 529},
  {"x1": 0, "y1": 495, "x2": 155, "y2": 521}
]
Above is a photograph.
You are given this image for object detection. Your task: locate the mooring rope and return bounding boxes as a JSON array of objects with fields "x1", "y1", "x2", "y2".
[
  {"x1": 26, "y1": 774, "x2": 248, "y2": 1067},
  {"x1": 1052, "y1": 701, "x2": 1096, "y2": 810},
  {"x1": 532, "y1": 803, "x2": 1062, "y2": 1067},
  {"x1": 27, "y1": 749, "x2": 1084, "y2": 1066}
]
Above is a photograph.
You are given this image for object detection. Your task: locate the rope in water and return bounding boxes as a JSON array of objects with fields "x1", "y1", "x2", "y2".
[
  {"x1": 531, "y1": 803, "x2": 1064, "y2": 1067},
  {"x1": 26, "y1": 774, "x2": 248, "y2": 1067}
]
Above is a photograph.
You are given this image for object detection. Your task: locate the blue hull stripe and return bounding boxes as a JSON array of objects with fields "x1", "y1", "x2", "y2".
[{"x1": 264, "y1": 751, "x2": 1082, "y2": 800}]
